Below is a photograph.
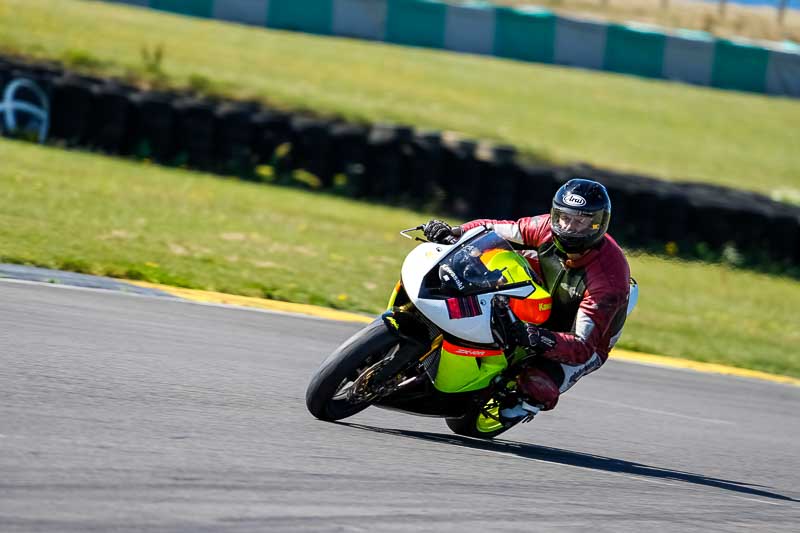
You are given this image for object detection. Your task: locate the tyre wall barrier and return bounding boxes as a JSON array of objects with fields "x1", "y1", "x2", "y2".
[
  {"x1": 100, "y1": 0, "x2": 800, "y2": 98},
  {"x1": 1, "y1": 56, "x2": 798, "y2": 266}
]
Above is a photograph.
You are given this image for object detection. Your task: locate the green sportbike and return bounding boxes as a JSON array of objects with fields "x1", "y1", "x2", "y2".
[{"x1": 306, "y1": 225, "x2": 638, "y2": 438}]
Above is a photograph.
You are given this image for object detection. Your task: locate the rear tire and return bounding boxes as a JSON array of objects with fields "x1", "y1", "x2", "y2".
[
  {"x1": 445, "y1": 400, "x2": 516, "y2": 439},
  {"x1": 305, "y1": 319, "x2": 400, "y2": 421}
]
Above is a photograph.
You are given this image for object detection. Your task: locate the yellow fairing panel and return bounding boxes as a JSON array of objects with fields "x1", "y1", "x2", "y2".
[
  {"x1": 480, "y1": 249, "x2": 532, "y2": 284},
  {"x1": 434, "y1": 347, "x2": 508, "y2": 393}
]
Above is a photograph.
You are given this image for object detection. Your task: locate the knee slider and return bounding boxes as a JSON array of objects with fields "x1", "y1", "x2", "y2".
[{"x1": 517, "y1": 367, "x2": 560, "y2": 410}]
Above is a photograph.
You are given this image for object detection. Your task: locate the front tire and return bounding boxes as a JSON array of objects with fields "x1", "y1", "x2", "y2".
[{"x1": 306, "y1": 319, "x2": 400, "y2": 421}]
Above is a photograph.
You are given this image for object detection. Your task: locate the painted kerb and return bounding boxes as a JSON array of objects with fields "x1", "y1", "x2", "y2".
[{"x1": 128, "y1": 280, "x2": 800, "y2": 387}]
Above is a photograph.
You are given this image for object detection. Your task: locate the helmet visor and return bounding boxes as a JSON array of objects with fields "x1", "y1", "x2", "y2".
[{"x1": 551, "y1": 206, "x2": 605, "y2": 240}]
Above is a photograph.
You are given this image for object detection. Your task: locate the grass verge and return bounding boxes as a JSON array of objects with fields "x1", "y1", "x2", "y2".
[
  {"x1": 1, "y1": 137, "x2": 798, "y2": 378},
  {"x1": 0, "y1": 0, "x2": 798, "y2": 199}
]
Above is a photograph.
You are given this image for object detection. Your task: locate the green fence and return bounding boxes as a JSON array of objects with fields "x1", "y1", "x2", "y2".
[
  {"x1": 268, "y1": 0, "x2": 333, "y2": 36},
  {"x1": 604, "y1": 24, "x2": 666, "y2": 79},
  {"x1": 493, "y1": 7, "x2": 555, "y2": 64},
  {"x1": 151, "y1": 0, "x2": 213, "y2": 18},
  {"x1": 712, "y1": 40, "x2": 771, "y2": 93},
  {"x1": 386, "y1": 0, "x2": 447, "y2": 49}
]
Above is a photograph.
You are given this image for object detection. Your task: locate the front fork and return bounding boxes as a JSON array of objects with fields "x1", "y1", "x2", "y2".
[
  {"x1": 381, "y1": 282, "x2": 525, "y2": 415},
  {"x1": 386, "y1": 280, "x2": 404, "y2": 310},
  {"x1": 374, "y1": 281, "x2": 443, "y2": 387}
]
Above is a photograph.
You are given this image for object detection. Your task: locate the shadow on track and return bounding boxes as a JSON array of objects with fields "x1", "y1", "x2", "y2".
[{"x1": 336, "y1": 422, "x2": 798, "y2": 504}]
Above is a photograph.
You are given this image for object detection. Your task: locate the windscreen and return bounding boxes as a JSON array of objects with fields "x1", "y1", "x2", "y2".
[{"x1": 433, "y1": 230, "x2": 533, "y2": 296}]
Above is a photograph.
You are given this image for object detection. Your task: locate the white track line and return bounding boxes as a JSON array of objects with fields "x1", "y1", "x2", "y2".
[{"x1": 569, "y1": 396, "x2": 736, "y2": 425}]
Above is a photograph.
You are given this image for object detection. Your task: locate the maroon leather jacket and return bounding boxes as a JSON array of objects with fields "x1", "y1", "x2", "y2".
[{"x1": 460, "y1": 215, "x2": 630, "y2": 366}]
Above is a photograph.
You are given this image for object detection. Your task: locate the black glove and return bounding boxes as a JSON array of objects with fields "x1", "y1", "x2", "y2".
[
  {"x1": 492, "y1": 297, "x2": 515, "y2": 349},
  {"x1": 509, "y1": 321, "x2": 557, "y2": 353},
  {"x1": 424, "y1": 219, "x2": 456, "y2": 244}
]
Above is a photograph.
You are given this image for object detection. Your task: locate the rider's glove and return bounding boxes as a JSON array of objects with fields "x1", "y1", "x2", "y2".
[
  {"x1": 424, "y1": 219, "x2": 457, "y2": 244},
  {"x1": 510, "y1": 322, "x2": 557, "y2": 354},
  {"x1": 492, "y1": 296, "x2": 514, "y2": 349}
]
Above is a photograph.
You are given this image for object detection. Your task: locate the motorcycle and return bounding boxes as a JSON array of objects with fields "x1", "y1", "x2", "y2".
[{"x1": 305, "y1": 224, "x2": 638, "y2": 439}]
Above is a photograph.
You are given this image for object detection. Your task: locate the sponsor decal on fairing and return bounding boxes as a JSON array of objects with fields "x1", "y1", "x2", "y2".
[
  {"x1": 445, "y1": 295, "x2": 482, "y2": 320},
  {"x1": 442, "y1": 340, "x2": 502, "y2": 357}
]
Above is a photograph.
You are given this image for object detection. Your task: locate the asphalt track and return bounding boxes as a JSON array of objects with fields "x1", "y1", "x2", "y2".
[{"x1": 1, "y1": 281, "x2": 798, "y2": 532}]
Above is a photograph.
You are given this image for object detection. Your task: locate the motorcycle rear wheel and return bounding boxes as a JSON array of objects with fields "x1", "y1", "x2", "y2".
[
  {"x1": 445, "y1": 399, "x2": 516, "y2": 439},
  {"x1": 305, "y1": 319, "x2": 400, "y2": 421}
]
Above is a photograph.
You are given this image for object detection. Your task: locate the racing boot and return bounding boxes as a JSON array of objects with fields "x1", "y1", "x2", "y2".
[
  {"x1": 500, "y1": 366, "x2": 560, "y2": 423},
  {"x1": 499, "y1": 399, "x2": 540, "y2": 424}
]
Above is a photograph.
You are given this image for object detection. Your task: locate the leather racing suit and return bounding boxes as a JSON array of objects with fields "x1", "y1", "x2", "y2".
[{"x1": 459, "y1": 214, "x2": 631, "y2": 409}]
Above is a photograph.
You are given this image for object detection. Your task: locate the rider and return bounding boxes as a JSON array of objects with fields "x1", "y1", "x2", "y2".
[{"x1": 424, "y1": 178, "x2": 631, "y2": 423}]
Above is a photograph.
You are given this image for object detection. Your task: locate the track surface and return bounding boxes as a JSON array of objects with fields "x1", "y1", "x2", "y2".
[{"x1": 1, "y1": 281, "x2": 798, "y2": 532}]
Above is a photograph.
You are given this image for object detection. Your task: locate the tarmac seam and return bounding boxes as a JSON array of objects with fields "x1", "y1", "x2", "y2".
[{"x1": 129, "y1": 280, "x2": 800, "y2": 388}]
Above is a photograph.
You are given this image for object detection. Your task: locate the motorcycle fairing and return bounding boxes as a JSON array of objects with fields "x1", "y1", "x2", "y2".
[
  {"x1": 433, "y1": 340, "x2": 508, "y2": 393},
  {"x1": 401, "y1": 226, "x2": 536, "y2": 344}
]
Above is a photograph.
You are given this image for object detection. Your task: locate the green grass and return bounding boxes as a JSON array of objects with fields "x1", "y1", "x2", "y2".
[
  {"x1": 1, "y1": 0, "x2": 799, "y2": 199},
  {"x1": 1, "y1": 138, "x2": 799, "y2": 377}
]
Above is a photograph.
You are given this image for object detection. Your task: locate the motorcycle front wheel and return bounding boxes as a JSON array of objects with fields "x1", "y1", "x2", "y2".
[{"x1": 305, "y1": 319, "x2": 401, "y2": 421}]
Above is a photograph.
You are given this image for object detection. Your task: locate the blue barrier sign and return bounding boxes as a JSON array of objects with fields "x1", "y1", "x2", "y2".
[{"x1": 0, "y1": 78, "x2": 50, "y2": 143}]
